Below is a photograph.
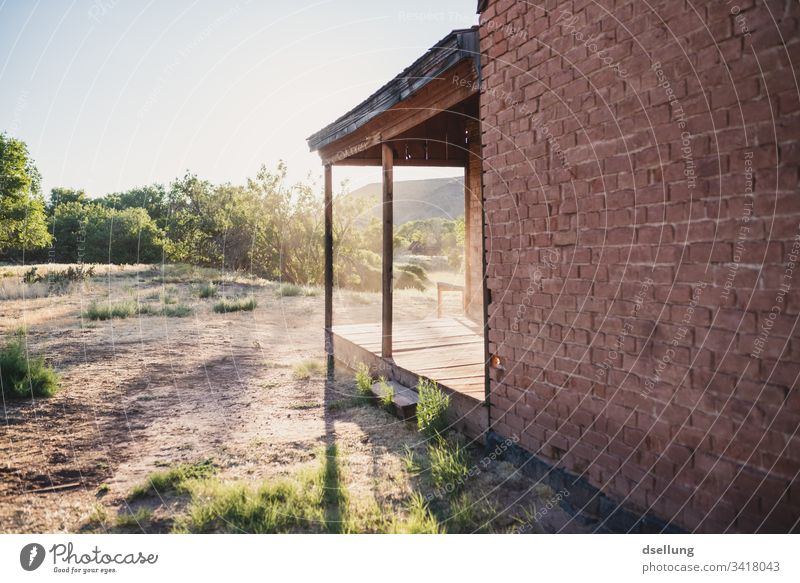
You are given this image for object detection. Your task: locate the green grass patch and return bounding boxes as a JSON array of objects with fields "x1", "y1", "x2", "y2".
[
  {"x1": 127, "y1": 460, "x2": 217, "y2": 501},
  {"x1": 176, "y1": 446, "x2": 346, "y2": 534},
  {"x1": 416, "y1": 378, "x2": 450, "y2": 437},
  {"x1": 115, "y1": 508, "x2": 152, "y2": 529},
  {"x1": 428, "y1": 438, "x2": 470, "y2": 493},
  {"x1": 393, "y1": 492, "x2": 443, "y2": 534},
  {"x1": 445, "y1": 492, "x2": 494, "y2": 534},
  {"x1": 402, "y1": 445, "x2": 422, "y2": 475},
  {"x1": 198, "y1": 283, "x2": 218, "y2": 298},
  {"x1": 212, "y1": 297, "x2": 257, "y2": 313},
  {"x1": 159, "y1": 304, "x2": 193, "y2": 318},
  {"x1": 327, "y1": 397, "x2": 363, "y2": 412},
  {"x1": 0, "y1": 331, "x2": 60, "y2": 399},
  {"x1": 83, "y1": 300, "x2": 151, "y2": 320},
  {"x1": 277, "y1": 283, "x2": 303, "y2": 297}
]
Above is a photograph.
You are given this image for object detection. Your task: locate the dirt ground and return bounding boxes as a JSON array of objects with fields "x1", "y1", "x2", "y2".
[{"x1": 0, "y1": 264, "x2": 584, "y2": 533}]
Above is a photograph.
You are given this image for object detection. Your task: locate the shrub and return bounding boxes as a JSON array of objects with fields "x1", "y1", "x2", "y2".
[
  {"x1": 212, "y1": 297, "x2": 257, "y2": 313},
  {"x1": 416, "y1": 378, "x2": 449, "y2": 437},
  {"x1": 395, "y1": 263, "x2": 429, "y2": 291},
  {"x1": 0, "y1": 332, "x2": 59, "y2": 399},
  {"x1": 17, "y1": 265, "x2": 95, "y2": 296}
]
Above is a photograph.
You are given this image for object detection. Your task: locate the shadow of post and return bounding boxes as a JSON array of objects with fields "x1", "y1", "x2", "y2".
[{"x1": 322, "y1": 355, "x2": 345, "y2": 533}]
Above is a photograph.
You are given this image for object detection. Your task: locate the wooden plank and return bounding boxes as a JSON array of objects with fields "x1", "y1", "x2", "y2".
[
  {"x1": 28, "y1": 482, "x2": 81, "y2": 494},
  {"x1": 370, "y1": 380, "x2": 418, "y2": 420},
  {"x1": 324, "y1": 164, "x2": 333, "y2": 353},
  {"x1": 382, "y1": 143, "x2": 393, "y2": 358}
]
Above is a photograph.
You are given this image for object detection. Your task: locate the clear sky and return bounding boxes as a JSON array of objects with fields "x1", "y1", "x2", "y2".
[{"x1": 0, "y1": 0, "x2": 477, "y2": 197}]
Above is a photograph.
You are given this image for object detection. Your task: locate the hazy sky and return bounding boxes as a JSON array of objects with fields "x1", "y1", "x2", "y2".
[{"x1": 0, "y1": 0, "x2": 477, "y2": 197}]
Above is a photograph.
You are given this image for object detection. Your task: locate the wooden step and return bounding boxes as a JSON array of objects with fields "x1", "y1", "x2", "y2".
[{"x1": 370, "y1": 379, "x2": 418, "y2": 420}]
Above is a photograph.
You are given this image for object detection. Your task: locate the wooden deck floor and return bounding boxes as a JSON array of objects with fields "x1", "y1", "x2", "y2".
[{"x1": 331, "y1": 317, "x2": 485, "y2": 399}]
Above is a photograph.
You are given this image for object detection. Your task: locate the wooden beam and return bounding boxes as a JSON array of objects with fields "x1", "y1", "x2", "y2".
[
  {"x1": 382, "y1": 143, "x2": 393, "y2": 359},
  {"x1": 324, "y1": 164, "x2": 333, "y2": 355},
  {"x1": 333, "y1": 158, "x2": 467, "y2": 168}
]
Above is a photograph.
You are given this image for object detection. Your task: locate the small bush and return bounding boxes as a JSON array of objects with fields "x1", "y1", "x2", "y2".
[
  {"x1": 395, "y1": 263, "x2": 429, "y2": 291},
  {"x1": 354, "y1": 363, "x2": 373, "y2": 400},
  {"x1": 127, "y1": 460, "x2": 216, "y2": 501},
  {"x1": 0, "y1": 332, "x2": 60, "y2": 399},
  {"x1": 23, "y1": 264, "x2": 95, "y2": 285},
  {"x1": 416, "y1": 378, "x2": 450, "y2": 437},
  {"x1": 292, "y1": 359, "x2": 324, "y2": 380},
  {"x1": 212, "y1": 297, "x2": 257, "y2": 313},
  {"x1": 198, "y1": 283, "x2": 218, "y2": 298}
]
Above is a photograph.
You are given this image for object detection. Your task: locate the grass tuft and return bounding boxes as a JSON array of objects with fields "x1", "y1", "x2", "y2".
[
  {"x1": 198, "y1": 283, "x2": 218, "y2": 298},
  {"x1": 378, "y1": 377, "x2": 394, "y2": 408},
  {"x1": 83, "y1": 300, "x2": 150, "y2": 320},
  {"x1": 115, "y1": 508, "x2": 152, "y2": 529},
  {"x1": 428, "y1": 438, "x2": 470, "y2": 493},
  {"x1": 159, "y1": 304, "x2": 193, "y2": 318},
  {"x1": 212, "y1": 297, "x2": 257, "y2": 313},
  {"x1": 278, "y1": 283, "x2": 303, "y2": 297},
  {"x1": 393, "y1": 492, "x2": 443, "y2": 534},
  {"x1": 292, "y1": 358, "x2": 324, "y2": 380}
]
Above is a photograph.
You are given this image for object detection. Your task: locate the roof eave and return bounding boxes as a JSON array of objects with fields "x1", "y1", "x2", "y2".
[{"x1": 307, "y1": 27, "x2": 479, "y2": 153}]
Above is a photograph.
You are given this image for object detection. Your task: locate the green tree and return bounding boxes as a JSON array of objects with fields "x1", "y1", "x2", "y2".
[
  {"x1": 0, "y1": 133, "x2": 51, "y2": 252},
  {"x1": 52, "y1": 202, "x2": 164, "y2": 263},
  {"x1": 98, "y1": 184, "x2": 168, "y2": 227},
  {"x1": 48, "y1": 187, "x2": 87, "y2": 214}
]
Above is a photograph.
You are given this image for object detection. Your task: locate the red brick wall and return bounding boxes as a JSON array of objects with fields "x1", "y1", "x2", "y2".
[{"x1": 479, "y1": 0, "x2": 800, "y2": 532}]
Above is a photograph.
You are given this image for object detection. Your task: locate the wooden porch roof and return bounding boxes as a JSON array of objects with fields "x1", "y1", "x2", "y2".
[{"x1": 306, "y1": 27, "x2": 480, "y2": 167}]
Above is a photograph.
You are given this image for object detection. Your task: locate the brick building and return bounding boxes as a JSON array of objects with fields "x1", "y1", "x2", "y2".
[{"x1": 310, "y1": 0, "x2": 800, "y2": 532}]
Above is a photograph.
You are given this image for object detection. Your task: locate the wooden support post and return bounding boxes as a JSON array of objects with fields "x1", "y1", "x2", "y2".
[
  {"x1": 324, "y1": 164, "x2": 333, "y2": 356},
  {"x1": 381, "y1": 144, "x2": 393, "y2": 359},
  {"x1": 463, "y1": 160, "x2": 472, "y2": 313}
]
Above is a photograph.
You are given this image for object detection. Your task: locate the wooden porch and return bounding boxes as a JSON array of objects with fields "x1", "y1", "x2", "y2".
[{"x1": 331, "y1": 317, "x2": 485, "y2": 400}]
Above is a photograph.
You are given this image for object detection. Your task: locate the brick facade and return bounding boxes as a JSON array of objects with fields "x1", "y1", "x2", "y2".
[{"x1": 479, "y1": 0, "x2": 800, "y2": 532}]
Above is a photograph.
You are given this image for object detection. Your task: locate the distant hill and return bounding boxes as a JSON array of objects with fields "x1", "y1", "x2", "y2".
[{"x1": 347, "y1": 177, "x2": 464, "y2": 224}]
